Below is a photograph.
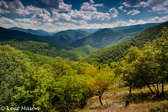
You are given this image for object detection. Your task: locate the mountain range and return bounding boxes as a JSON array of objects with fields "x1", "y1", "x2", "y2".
[
  {"x1": 9, "y1": 27, "x2": 53, "y2": 36},
  {"x1": 70, "y1": 28, "x2": 139, "y2": 49},
  {"x1": 0, "y1": 22, "x2": 165, "y2": 61},
  {"x1": 84, "y1": 21, "x2": 168, "y2": 63}
]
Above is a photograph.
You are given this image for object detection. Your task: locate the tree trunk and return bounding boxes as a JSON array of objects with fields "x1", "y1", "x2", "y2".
[
  {"x1": 129, "y1": 85, "x2": 132, "y2": 96},
  {"x1": 66, "y1": 100, "x2": 70, "y2": 112},
  {"x1": 147, "y1": 84, "x2": 155, "y2": 94},
  {"x1": 161, "y1": 83, "x2": 165, "y2": 96},
  {"x1": 152, "y1": 84, "x2": 157, "y2": 93},
  {"x1": 153, "y1": 84, "x2": 159, "y2": 96},
  {"x1": 157, "y1": 84, "x2": 159, "y2": 96},
  {"x1": 99, "y1": 95, "x2": 103, "y2": 106}
]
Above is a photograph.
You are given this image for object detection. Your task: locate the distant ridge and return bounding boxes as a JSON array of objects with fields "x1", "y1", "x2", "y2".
[
  {"x1": 9, "y1": 27, "x2": 52, "y2": 36},
  {"x1": 112, "y1": 23, "x2": 160, "y2": 33},
  {"x1": 70, "y1": 28, "x2": 139, "y2": 49},
  {"x1": 84, "y1": 21, "x2": 168, "y2": 63}
]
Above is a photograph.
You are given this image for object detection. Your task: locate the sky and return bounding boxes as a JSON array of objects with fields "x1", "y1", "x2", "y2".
[{"x1": 0, "y1": 0, "x2": 168, "y2": 32}]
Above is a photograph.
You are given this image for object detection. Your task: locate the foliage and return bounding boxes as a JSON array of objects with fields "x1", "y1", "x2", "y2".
[
  {"x1": 71, "y1": 28, "x2": 138, "y2": 49},
  {"x1": 123, "y1": 28, "x2": 168, "y2": 95},
  {"x1": 84, "y1": 21, "x2": 168, "y2": 64},
  {"x1": 0, "y1": 39, "x2": 96, "y2": 61}
]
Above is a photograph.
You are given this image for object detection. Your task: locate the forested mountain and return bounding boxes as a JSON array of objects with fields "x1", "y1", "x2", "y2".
[
  {"x1": 75, "y1": 28, "x2": 100, "y2": 33},
  {"x1": 0, "y1": 27, "x2": 60, "y2": 44},
  {"x1": 84, "y1": 21, "x2": 168, "y2": 63},
  {"x1": 1, "y1": 29, "x2": 167, "y2": 111},
  {"x1": 9, "y1": 27, "x2": 52, "y2": 36},
  {"x1": 0, "y1": 38, "x2": 96, "y2": 61},
  {"x1": 53, "y1": 30, "x2": 90, "y2": 41},
  {"x1": 71, "y1": 28, "x2": 139, "y2": 49},
  {"x1": 0, "y1": 27, "x2": 96, "y2": 61},
  {"x1": 4, "y1": 27, "x2": 90, "y2": 45},
  {"x1": 112, "y1": 23, "x2": 160, "y2": 33}
]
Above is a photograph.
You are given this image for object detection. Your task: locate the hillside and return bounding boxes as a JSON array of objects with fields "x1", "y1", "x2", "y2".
[
  {"x1": 0, "y1": 27, "x2": 96, "y2": 61},
  {"x1": 52, "y1": 29, "x2": 90, "y2": 43},
  {"x1": 112, "y1": 23, "x2": 160, "y2": 33},
  {"x1": 0, "y1": 27, "x2": 60, "y2": 44},
  {"x1": 71, "y1": 28, "x2": 139, "y2": 49},
  {"x1": 82, "y1": 86, "x2": 168, "y2": 112},
  {"x1": 9, "y1": 27, "x2": 52, "y2": 36},
  {"x1": 4, "y1": 27, "x2": 90, "y2": 45},
  {"x1": 84, "y1": 21, "x2": 168, "y2": 63},
  {"x1": 0, "y1": 38, "x2": 96, "y2": 61}
]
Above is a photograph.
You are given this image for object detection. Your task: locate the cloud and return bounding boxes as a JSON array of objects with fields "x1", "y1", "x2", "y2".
[
  {"x1": 127, "y1": 9, "x2": 140, "y2": 15},
  {"x1": 67, "y1": 9, "x2": 110, "y2": 21},
  {"x1": 0, "y1": 0, "x2": 24, "y2": 14},
  {"x1": 123, "y1": 0, "x2": 148, "y2": 7},
  {"x1": 109, "y1": 8, "x2": 118, "y2": 17},
  {"x1": 118, "y1": 6, "x2": 124, "y2": 10},
  {"x1": 148, "y1": 16, "x2": 168, "y2": 23},
  {"x1": 123, "y1": 10, "x2": 127, "y2": 12},
  {"x1": 34, "y1": 0, "x2": 72, "y2": 11},
  {"x1": 1, "y1": 15, "x2": 168, "y2": 31},
  {"x1": 80, "y1": 2, "x2": 97, "y2": 12},
  {"x1": 24, "y1": 5, "x2": 51, "y2": 15},
  {"x1": 147, "y1": 0, "x2": 168, "y2": 14},
  {"x1": 89, "y1": 0, "x2": 94, "y2": 4},
  {"x1": 0, "y1": 0, "x2": 51, "y2": 16},
  {"x1": 32, "y1": 14, "x2": 53, "y2": 22},
  {"x1": 80, "y1": 0, "x2": 104, "y2": 12}
]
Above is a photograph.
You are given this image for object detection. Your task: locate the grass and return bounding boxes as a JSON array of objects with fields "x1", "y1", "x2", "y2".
[{"x1": 79, "y1": 85, "x2": 168, "y2": 112}]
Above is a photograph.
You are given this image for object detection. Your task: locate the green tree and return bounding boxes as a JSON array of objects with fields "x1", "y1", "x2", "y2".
[
  {"x1": 123, "y1": 46, "x2": 141, "y2": 96},
  {"x1": 153, "y1": 28, "x2": 168, "y2": 95},
  {"x1": 87, "y1": 66, "x2": 115, "y2": 105}
]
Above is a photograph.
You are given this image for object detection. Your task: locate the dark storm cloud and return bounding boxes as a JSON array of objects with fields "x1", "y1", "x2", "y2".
[
  {"x1": 0, "y1": 0, "x2": 24, "y2": 14},
  {"x1": 125, "y1": 0, "x2": 141, "y2": 6},
  {"x1": 33, "y1": 0, "x2": 72, "y2": 11},
  {"x1": 34, "y1": 0, "x2": 59, "y2": 9},
  {"x1": 123, "y1": 0, "x2": 147, "y2": 7}
]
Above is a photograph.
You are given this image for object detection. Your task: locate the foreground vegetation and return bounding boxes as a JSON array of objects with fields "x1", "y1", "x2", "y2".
[
  {"x1": 0, "y1": 28, "x2": 167, "y2": 111},
  {"x1": 82, "y1": 85, "x2": 168, "y2": 112}
]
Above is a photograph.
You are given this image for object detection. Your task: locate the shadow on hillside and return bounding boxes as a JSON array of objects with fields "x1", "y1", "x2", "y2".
[{"x1": 122, "y1": 90, "x2": 168, "y2": 104}]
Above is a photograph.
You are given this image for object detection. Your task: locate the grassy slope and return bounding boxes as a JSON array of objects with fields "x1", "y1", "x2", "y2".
[
  {"x1": 84, "y1": 21, "x2": 168, "y2": 64},
  {"x1": 81, "y1": 85, "x2": 168, "y2": 112}
]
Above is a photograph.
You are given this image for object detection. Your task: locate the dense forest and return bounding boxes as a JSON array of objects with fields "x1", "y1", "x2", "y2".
[
  {"x1": 0, "y1": 20, "x2": 168, "y2": 112},
  {"x1": 84, "y1": 21, "x2": 168, "y2": 64}
]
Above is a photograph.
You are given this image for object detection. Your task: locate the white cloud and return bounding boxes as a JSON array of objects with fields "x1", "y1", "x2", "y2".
[
  {"x1": 32, "y1": 14, "x2": 53, "y2": 22},
  {"x1": 118, "y1": 6, "x2": 124, "y2": 10},
  {"x1": 147, "y1": 0, "x2": 168, "y2": 14},
  {"x1": 81, "y1": 2, "x2": 97, "y2": 12},
  {"x1": 25, "y1": 5, "x2": 51, "y2": 15},
  {"x1": 109, "y1": 8, "x2": 118, "y2": 17},
  {"x1": 80, "y1": 0, "x2": 104, "y2": 12},
  {"x1": 90, "y1": 0, "x2": 95, "y2": 4},
  {"x1": 127, "y1": 9, "x2": 140, "y2": 16},
  {"x1": 1, "y1": 15, "x2": 168, "y2": 31},
  {"x1": 91, "y1": 12, "x2": 110, "y2": 21},
  {"x1": 67, "y1": 10, "x2": 110, "y2": 21},
  {"x1": 123, "y1": 10, "x2": 127, "y2": 12},
  {"x1": 149, "y1": 16, "x2": 168, "y2": 23}
]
